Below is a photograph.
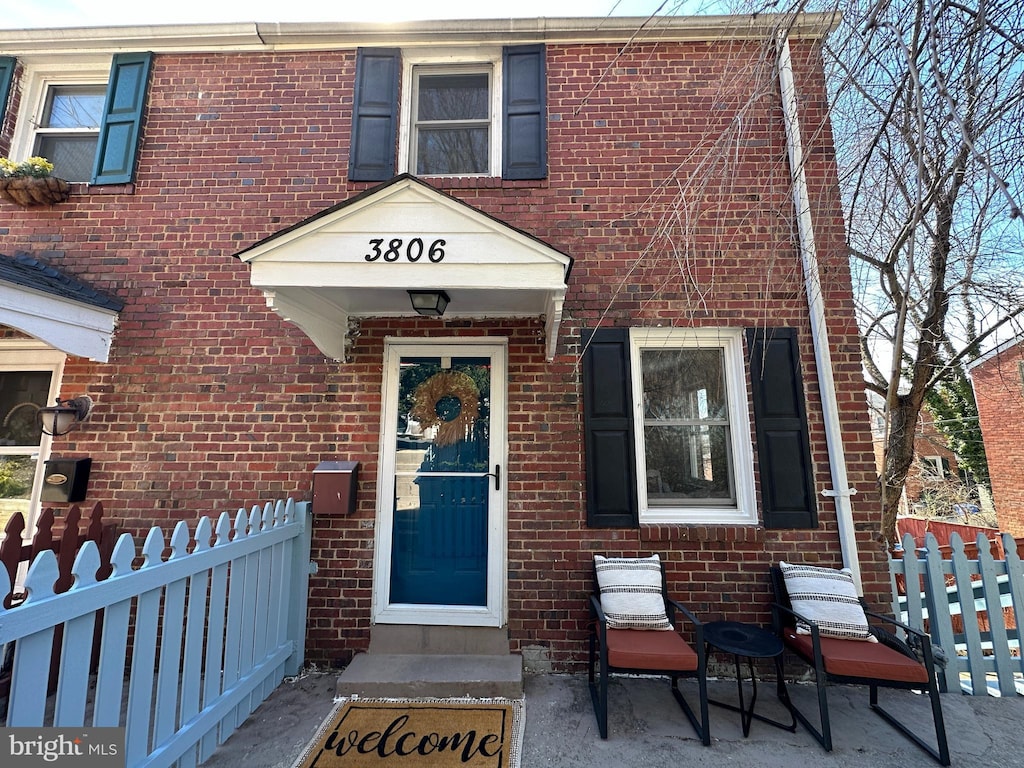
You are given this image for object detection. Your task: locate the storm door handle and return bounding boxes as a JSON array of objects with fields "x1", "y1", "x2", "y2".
[{"x1": 485, "y1": 465, "x2": 501, "y2": 491}]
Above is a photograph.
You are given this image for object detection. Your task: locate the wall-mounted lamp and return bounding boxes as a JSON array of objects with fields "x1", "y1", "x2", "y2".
[
  {"x1": 408, "y1": 290, "x2": 450, "y2": 317},
  {"x1": 37, "y1": 395, "x2": 93, "y2": 437}
]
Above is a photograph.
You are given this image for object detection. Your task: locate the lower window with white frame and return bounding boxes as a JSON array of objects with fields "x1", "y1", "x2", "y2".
[
  {"x1": 630, "y1": 328, "x2": 757, "y2": 524},
  {"x1": 0, "y1": 343, "x2": 64, "y2": 532}
]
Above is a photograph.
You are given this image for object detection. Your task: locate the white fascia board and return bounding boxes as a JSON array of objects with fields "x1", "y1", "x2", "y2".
[{"x1": 0, "y1": 283, "x2": 118, "y2": 362}]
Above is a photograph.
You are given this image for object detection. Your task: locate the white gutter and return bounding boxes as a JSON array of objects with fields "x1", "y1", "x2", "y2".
[
  {"x1": 0, "y1": 13, "x2": 841, "y2": 56},
  {"x1": 776, "y1": 34, "x2": 863, "y2": 593}
]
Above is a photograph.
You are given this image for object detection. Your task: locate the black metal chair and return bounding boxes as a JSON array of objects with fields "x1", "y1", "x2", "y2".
[
  {"x1": 587, "y1": 556, "x2": 710, "y2": 745},
  {"x1": 769, "y1": 565, "x2": 950, "y2": 765}
]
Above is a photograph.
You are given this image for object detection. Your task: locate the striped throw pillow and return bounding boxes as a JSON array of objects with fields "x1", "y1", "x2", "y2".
[
  {"x1": 780, "y1": 561, "x2": 877, "y2": 642},
  {"x1": 595, "y1": 554, "x2": 672, "y2": 631}
]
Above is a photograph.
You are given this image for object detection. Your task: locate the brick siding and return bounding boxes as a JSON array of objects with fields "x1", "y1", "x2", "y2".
[
  {"x1": 971, "y1": 343, "x2": 1024, "y2": 536},
  {"x1": 0, "y1": 36, "x2": 884, "y2": 669}
]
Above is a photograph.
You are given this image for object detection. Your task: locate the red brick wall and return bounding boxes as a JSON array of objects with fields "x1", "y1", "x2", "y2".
[
  {"x1": 902, "y1": 409, "x2": 963, "y2": 511},
  {"x1": 0, "y1": 37, "x2": 884, "y2": 669},
  {"x1": 971, "y1": 342, "x2": 1024, "y2": 536}
]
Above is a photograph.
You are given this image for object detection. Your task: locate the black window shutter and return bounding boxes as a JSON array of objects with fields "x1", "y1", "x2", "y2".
[
  {"x1": 502, "y1": 44, "x2": 546, "y2": 180},
  {"x1": 91, "y1": 52, "x2": 153, "y2": 185},
  {"x1": 746, "y1": 328, "x2": 818, "y2": 529},
  {"x1": 582, "y1": 328, "x2": 639, "y2": 528},
  {"x1": 0, "y1": 56, "x2": 15, "y2": 119},
  {"x1": 349, "y1": 48, "x2": 400, "y2": 182}
]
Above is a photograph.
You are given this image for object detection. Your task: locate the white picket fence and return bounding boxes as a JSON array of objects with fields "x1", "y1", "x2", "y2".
[
  {"x1": 0, "y1": 498, "x2": 313, "y2": 767},
  {"x1": 889, "y1": 531, "x2": 1024, "y2": 696}
]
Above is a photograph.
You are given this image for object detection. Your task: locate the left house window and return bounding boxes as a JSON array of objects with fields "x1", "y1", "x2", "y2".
[
  {"x1": 0, "y1": 343, "x2": 64, "y2": 533},
  {"x1": 8, "y1": 53, "x2": 153, "y2": 186},
  {"x1": 33, "y1": 84, "x2": 106, "y2": 182}
]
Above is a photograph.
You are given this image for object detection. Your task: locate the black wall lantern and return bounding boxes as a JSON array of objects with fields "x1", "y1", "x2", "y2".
[
  {"x1": 408, "y1": 290, "x2": 450, "y2": 317},
  {"x1": 37, "y1": 395, "x2": 93, "y2": 436}
]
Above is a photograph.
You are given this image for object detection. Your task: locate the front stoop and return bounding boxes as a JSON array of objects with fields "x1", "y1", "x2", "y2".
[
  {"x1": 336, "y1": 653, "x2": 523, "y2": 699},
  {"x1": 336, "y1": 625, "x2": 524, "y2": 699}
]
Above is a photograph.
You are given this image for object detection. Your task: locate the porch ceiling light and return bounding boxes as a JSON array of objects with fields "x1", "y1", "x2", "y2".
[
  {"x1": 37, "y1": 395, "x2": 93, "y2": 437},
  {"x1": 408, "y1": 290, "x2": 450, "y2": 317}
]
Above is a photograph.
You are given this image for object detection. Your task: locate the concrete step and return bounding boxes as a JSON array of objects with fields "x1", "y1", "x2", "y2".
[
  {"x1": 336, "y1": 652, "x2": 524, "y2": 699},
  {"x1": 368, "y1": 624, "x2": 511, "y2": 655}
]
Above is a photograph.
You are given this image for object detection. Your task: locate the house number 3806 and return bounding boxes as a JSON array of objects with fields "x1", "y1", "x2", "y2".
[{"x1": 364, "y1": 237, "x2": 446, "y2": 263}]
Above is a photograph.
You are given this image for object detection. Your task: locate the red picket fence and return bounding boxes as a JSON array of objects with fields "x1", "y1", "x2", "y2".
[{"x1": 0, "y1": 502, "x2": 118, "y2": 696}]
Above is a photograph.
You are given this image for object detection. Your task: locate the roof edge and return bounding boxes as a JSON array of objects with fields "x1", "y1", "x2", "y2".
[{"x1": 0, "y1": 13, "x2": 841, "y2": 56}]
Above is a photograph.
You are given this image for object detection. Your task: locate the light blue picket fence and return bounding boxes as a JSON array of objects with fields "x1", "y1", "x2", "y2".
[
  {"x1": 0, "y1": 498, "x2": 313, "y2": 767},
  {"x1": 889, "y1": 531, "x2": 1024, "y2": 697}
]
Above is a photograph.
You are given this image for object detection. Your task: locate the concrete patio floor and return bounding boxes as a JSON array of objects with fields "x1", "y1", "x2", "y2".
[{"x1": 200, "y1": 669, "x2": 1024, "y2": 768}]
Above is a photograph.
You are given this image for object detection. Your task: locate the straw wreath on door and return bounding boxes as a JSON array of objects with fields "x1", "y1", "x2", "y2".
[{"x1": 410, "y1": 370, "x2": 480, "y2": 447}]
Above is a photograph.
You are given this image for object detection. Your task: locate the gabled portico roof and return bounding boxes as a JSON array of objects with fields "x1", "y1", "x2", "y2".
[
  {"x1": 0, "y1": 253, "x2": 123, "y2": 362},
  {"x1": 236, "y1": 175, "x2": 572, "y2": 361}
]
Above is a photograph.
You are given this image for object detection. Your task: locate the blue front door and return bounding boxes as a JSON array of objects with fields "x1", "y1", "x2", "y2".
[{"x1": 389, "y1": 355, "x2": 493, "y2": 607}]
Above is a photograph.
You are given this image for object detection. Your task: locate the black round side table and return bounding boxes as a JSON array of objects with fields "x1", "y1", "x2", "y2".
[{"x1": 703, "y1": 620, "x2": 797, "y2": 737}]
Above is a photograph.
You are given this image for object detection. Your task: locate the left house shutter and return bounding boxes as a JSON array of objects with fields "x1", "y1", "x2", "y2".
[
  {"x1": 0, "y1": 56, "x2": 15, "y2": 118},
  {"x1": 582, "y1": 327, "x2": 639, "y2": 528},
  {"x1": 502, "y1": 44, "x2": 546, "y2": 180},
  {"x1": 746, "y1": 327, "x2": 818, "y2": 529},
  {"x1": 91, "y1": 52, "x2": 153, "y2": 185},
  {"x1": 349, "y1": 48, "x2": 400, "y2": 182}
]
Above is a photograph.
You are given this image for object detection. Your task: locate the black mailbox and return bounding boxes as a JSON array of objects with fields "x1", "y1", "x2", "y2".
[
  {"x1": 312, "y1": 460, "x2": 359, "y2": 515},
  {"x1": 41, "y1": 458, "x2": 92, "y2": 502}
]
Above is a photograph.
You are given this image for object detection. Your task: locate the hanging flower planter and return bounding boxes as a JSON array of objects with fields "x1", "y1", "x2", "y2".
[
  {"x1": 0, "y1": 156, "x2": 70, "y2": 207},
  {"x1": 0, "y1": 176, "x2": 71, "y2": 207}
]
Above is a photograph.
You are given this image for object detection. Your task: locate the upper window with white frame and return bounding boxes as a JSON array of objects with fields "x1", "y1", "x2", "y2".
[
  {"x1": 8, "y1": 58, "x2": 111, "y2": 183},
  {"x1": 409, "y1": 65, "x2": 494, "y2": 176},
  {"x1": 630, "y1": 328, "x2": 757, "y2": 525},
  {"x1": 6, "y1": 53, "x2": 153, "y2": 186},
  {"x1": 400, "y1": 50, "x2": 501, "y2": 178}
]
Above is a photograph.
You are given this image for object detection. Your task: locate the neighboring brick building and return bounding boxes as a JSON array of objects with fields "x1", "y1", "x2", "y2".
[
  {"x1": 0, "y1": 15, "x2": 883, "y2": 670},
  {"x1": 868, "y1": 393, "x2": 972, "y2": 519},
  {"x1": 968, "y1": 336, "x2": 1024, "y2": 537}
]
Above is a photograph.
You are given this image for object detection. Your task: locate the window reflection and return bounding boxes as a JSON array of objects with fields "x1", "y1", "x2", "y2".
[{"x1": 641, "y1": 348, "x2": 735, "y2": 505}]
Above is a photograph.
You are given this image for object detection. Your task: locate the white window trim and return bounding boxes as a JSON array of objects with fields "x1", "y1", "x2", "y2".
[
  {"x1": 0, "y1": 340, "x2": 67, "y2": 534},
  {"x1": 630, "y1": 327, "x2": 758, "y2": 525},
  {"x1": 8, "y1": 55, "x2": 111, "y2": 167},
  {"x1": 397, "y1": 46, "x2": 503, "y2": 178},
  {"x1": 921, "y1": 455, "x2": 948, "y2": 479}
]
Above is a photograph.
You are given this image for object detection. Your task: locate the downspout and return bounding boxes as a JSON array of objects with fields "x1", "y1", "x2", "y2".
[{"x1": 776, "y1": 34, "x2": 863, "y2": 593}]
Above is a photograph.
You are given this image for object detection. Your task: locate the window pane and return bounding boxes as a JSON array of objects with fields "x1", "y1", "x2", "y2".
[
  {"x1": 417, "y1": 127, "x2": 488, "y2": 175},
  {"x1": 42, "y1": 86, "x2": 104, "y2": 129},
  {"x1": 36, "y1": 135, "x2": 97, "y2": 182},
  {"x1": 0, "y1": 455, "x2": 38, "y2": 526},
  {"x1": 0, "y1": 455, "x2": 37, "y2": 531},
  {"x1": 644, "y1": 425, "x2": 735, "y2": 505},
  {"x1": 417, "y1": 74, "x2": 488, "y2": 121},
  {"x1": 641, "y1": 346, "x2": 735, "y2": 506},
  {"x1": 0, "y1": 371, "x2": 51, "y2": 447},
  {"x1": 642, "y1": 348, "x2": 727, "y2": 421},
  {"x1": 397, "y1": 357, "x2": 491, "y2": 473}
]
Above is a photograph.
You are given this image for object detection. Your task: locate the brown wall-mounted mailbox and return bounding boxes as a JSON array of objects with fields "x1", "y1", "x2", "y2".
[
  {"x1": 312, "y1": 460, "x2": 359, "y2": 515},
  {"x1": 41, "y1": 458, "x2": 92, "y2": 502}
]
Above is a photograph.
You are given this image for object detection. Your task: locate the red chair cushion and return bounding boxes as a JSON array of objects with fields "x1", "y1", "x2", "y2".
[
  {"x1": 606, "y1": 628, "x2": 699, "y2": 671},
  {"x1": 782, "y1": 628, "x2": 930, "y2": 684}
]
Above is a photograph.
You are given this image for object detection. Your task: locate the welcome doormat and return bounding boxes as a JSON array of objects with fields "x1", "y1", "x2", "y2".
[{"x1": 292, "y1": 697, "x2": 525, "y2": 768}]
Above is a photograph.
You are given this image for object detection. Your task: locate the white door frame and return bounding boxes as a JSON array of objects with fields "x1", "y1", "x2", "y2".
[{"x1": 372, "y1": 337, "x2": 508, "y2": 627}]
